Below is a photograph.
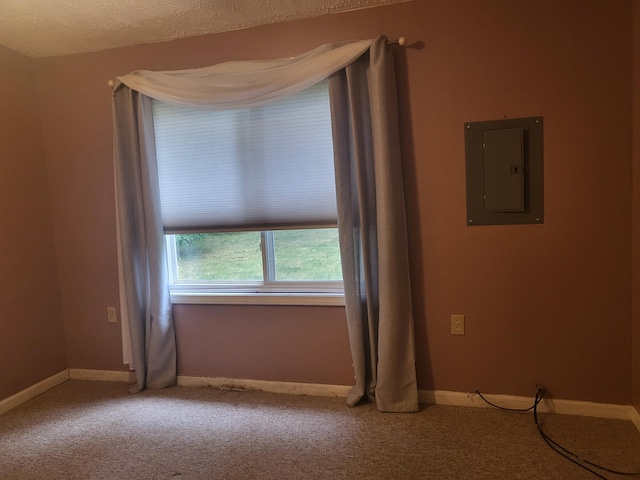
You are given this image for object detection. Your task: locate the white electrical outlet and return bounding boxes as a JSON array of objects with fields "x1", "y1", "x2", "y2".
[
  {"x1": 107, "y1": 307, "x2": 118, "y2": 324},
  {"x1": 451, "y1": 314, "x2": 465, "y2": 335}
]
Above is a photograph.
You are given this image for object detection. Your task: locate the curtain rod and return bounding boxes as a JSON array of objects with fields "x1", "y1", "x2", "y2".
[{"x1": 107, "y1": 37, "x2": 406, "y2": 87}]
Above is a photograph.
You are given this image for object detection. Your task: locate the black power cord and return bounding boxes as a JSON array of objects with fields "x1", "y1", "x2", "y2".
[
  {"x1": 474, "y1": 387, "x2": 640, "y2": 479},
  {"x1": 474, "y1": 388, "x2": 539, "y2": 412}
]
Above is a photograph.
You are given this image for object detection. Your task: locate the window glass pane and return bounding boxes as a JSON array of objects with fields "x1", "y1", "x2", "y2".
[
  {"x1": 273, "y1": 228, "x2": 343, "y2": 281},
  {"x1": 175, "y1": 232, "x2": 262, "y2": 281}
]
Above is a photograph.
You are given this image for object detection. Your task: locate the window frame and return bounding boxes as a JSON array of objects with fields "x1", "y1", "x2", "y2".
[{"x1": 165, "y1": 232, "x2": 345, "y2": 306}]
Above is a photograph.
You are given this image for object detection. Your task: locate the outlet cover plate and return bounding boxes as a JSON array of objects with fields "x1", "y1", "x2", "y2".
[{"x1": 451, "y1": 314, "x2": 465, "y2": 335}]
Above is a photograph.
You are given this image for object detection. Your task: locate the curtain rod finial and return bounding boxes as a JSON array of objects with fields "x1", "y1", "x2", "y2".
[
  {"x1": 388, "y1": 36, "x2": 407, "y2": 46},
  {"x1": 107, "y1": 80, "x2": 115, "y2": 87}
]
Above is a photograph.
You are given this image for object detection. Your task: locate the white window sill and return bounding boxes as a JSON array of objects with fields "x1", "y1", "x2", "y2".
[{"x1": 170, "y1": 292, "x2": 345, "y2": 306}]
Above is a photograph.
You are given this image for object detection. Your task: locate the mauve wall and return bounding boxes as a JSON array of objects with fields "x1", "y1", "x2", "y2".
[
  {"x1": 174, "y1": 305, "x2": 351, "y2": 385},
  {"x1": 633, "y1": 0, "x2": 640, "y2": 415},
  {"x1": 0, "y1": 45, "x2": 67, "y2": 400},
  {"x1": 34, "y1": 0, "x2": 634, "y2": 404}
]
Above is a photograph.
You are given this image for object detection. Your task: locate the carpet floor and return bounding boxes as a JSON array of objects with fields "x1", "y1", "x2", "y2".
[{"x1": 1, "y1": 380, "x2": 639, "y2": 479}]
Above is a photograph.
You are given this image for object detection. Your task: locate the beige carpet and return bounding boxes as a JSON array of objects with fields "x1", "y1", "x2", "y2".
[{"x1": 1, "y1": 380, "x2": 639, "y2": 479}]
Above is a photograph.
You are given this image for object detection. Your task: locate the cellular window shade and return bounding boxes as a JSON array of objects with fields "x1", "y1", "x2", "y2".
[{"x1": 152, "y1": 81, "x2": 337, "y2": 233}]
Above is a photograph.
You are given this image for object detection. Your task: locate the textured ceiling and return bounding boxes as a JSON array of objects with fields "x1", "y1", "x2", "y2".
[{"x1": 0, "y1": 0, "x2": 408, "y2": 59}]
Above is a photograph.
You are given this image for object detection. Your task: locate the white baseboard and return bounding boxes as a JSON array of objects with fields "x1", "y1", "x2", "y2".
[
  {"x1": 0, "y1": 370, "x2": 69, "y2": 416},
  {"x1": 419, "y1": 389, "x2": 639, "y2": 425},
  {"x1": 66, "y1": 370, "x2": 351, "y2": 398},
  {"x1": 177, "y1": 375, "x2": 352, "y2": 397},
  {"x1": 631, "y1": 406, "x2": 640, "y2": 431},
  {"x1": 4, "y1": 369, "x2": 640, "y2": 434},
  {"x1": 68, "y1": 368, "x2": 135, "y2": 383}
]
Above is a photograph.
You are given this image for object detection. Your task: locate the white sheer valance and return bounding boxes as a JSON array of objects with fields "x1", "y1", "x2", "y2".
[{"x1": 115, "y1": 39, "x2": 373, "y2": 109}]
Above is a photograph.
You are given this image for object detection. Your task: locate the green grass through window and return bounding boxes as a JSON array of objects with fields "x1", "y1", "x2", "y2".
[{"x1": 175, "y1": 229, "x2": 342, "y2": 282}]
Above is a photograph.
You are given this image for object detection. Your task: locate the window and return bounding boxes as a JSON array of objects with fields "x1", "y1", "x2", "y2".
[
  {"x1": 152, "y1": 81, "x2": 343, "y2": 304},
  {"x1": 166, "y1": 228, "x2": 343, "y2": 292}
]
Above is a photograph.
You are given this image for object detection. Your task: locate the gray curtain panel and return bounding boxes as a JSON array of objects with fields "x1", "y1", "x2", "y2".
[
  {"x1": 112, "y1": 86, "x2": 177, "y2": 392},
  {"x1": 329, "y1": 37, "x2": 419, "y2": 412}
]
